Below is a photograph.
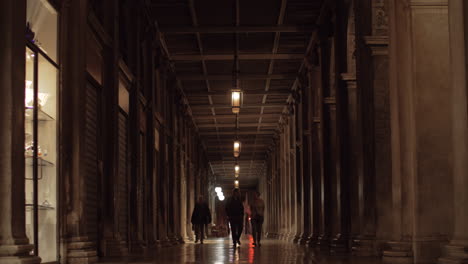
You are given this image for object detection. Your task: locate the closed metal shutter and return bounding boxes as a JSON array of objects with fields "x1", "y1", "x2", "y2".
[
  {"x1": 85, "y1": 82, "x2": 99, "y2": 240},
  {"x1": 118, "y1": 112, "x2": 129, "y2": 242}
]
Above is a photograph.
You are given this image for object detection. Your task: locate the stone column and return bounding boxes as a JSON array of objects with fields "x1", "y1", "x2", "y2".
[
  {"x1": 275, "y1": 148, "x2": 281, "y2": 239},
  {"x1": 60, "y1": 0, "x2": 98, "y2": 262},
  {"x1": 284, "y1": 119, "x2": 291, "y2": 240},
  {"x1": 366, "y1": 36, "x2": 392, "y2": 256},
  {"x1": 289, "y1": 113, "x2": 298, "y2": 242},
  {"x1": 384, "y1": 1, "x2": 453, "y2": 263},
  {"x1": 280, "y1": 130, "x2": 287, "y2": 238},
  {"x1": 294, "y1": 105, "x2": 305, "y2": 244},
  {"x1": 100, "y1": 0, "x2": 129, "y2": 254},
  {"x1": 438, "y1": 0, "x2": 468, "y2": 262},
  {"x1": 297, "y1": 84, "x2": 310, "y2": 244},
  {"x1": 0, "y1": 0, "x2": 41, "y2": 263},
  {"x1": 180, "y1": 157, "x2": 187, "y2": 242},
  {"x1": 316, "y1": 41, "x2": 332, "y2": 251},
  {"x1": 269, "y1": 149, "x2": 279, "y2": 238},
  {"x1": 342, "y1": 73, "x2": 366, "y2": 254},
  {"x1": 305, "y1": 55, "x2": 322, "y2": 247}
]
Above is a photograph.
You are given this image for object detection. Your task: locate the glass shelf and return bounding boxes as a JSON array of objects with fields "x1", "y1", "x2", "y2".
[
  {"x1": 25, "y1": 107, "x2": 55, "y2": 121},
  {"x1": 25, "y1": 204, "x2": 55, "y2": 211},
  {"x1": 25, "y1": 156, "x2": 54, "y2": 167}
]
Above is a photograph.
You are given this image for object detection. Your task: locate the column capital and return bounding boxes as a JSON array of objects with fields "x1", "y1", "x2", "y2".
[
  {"x1": 341, "y1": 73, "x2": 357, "y2": 91},
  {"x1": 341, "y1": 73, "x2": 356, "y2": 82},
  {"x1": 364, "y1": 36, "x2": 389, "y2": 56}
]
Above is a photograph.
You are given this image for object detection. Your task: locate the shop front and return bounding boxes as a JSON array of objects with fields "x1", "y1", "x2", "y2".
[{"x1": 24, "y1": 0, "x2": 59, "y2": 262}]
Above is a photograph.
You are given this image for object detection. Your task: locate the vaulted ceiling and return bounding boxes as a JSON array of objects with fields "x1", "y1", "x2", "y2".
[{"x1": 149, "y1": 0, "x2": 324, "y2": 188}]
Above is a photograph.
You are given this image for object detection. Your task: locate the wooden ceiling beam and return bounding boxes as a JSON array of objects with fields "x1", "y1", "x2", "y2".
[
  {"x1": 177, "y1": 73, "x2": 296, "y2": 80},
  {"x1": 194, "y1": 113, "x2": 281, "y2": 119},
  {"x1": 186, "y1": 89, "x2": 291, "y2": 96},
  {"x1": 210, "y1": 162, "x2": 264, "y2": 166},
  {"x1": 206, "y1": 143, "x2": 270, "y2": 152},
  {"x1": 160, "y1": 25, "x2": 315, "y2": 34},
  {"x1": 171, "y1": 53, "x2": 304, "y2": 61},
  {"x1": 197, "y1": 123, "x2": 277, "y2": 128},
  {"x1": 199, "y1": 131, "x2": 275, "y2": 136},
  {"x1": 190, "y1": 103, "x2": 285, "y2": 108},
  {"x1": 202, "y1": 137, "x2": 272, "y2": 142}
]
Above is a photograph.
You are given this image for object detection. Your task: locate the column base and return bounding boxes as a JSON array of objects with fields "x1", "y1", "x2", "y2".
[
  {"x1": 286, "y1": 232, "x2": 296, "y2": 242},
  {"x1": 330, "y1": 235, "x2": 349, "y2": 255},
  {"x1": 293, "y1": 234, "x2": 302, "y2": 244},
  {"x1": 0, "y1": 244, "x2": 41, "y2": 264},
  {"x1": 265, "y1": 232, "x2": 279, "y2": 239},
  {"x1": 299, "y1": 233, "x2": 311, "y2": 245},
  {"x1": 160, "y1": 237, "x2": 173, "y2": 247},
  {"x1": 101, "y1": 238, "x2": 128, "y2": 257},
  {"x1": 168, "y1": 235, "x2": 179, "y2": 245},
  {"x1": 352, "y1": 237, "x2": 378, "y2": 257},
  {"x1": 382, "y1": 241, "x2": 413, "y2": 264},
  {"x1": 0, "y1": 256, "x2": 41, "y2": 264},
  {"x1": 277, "y1": 233, "x2": 286, "y2": 240},
  {"x1": 67, "y1": 239, "x2": 98, "y2": 264},
  {"x1": 438, "y1": 243, "x2": 468, "y2": 264},
  {"x1": 307, "y1": 235, "x2": 318, "y2": 248},
  {"x1": 177, "y1": 237, "x2": 185, "y2": 244},
  {"x1": 317, "y1": 235, "x2": 330, "y2": 252},
  {"x1": 129, "y1": 241, "x2": 145, "y2": 254}
]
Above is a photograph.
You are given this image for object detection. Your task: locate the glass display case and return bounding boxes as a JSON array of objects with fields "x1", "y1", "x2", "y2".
[{"x1": 25, "y1": 0, "x2": 59, "y2": 262}]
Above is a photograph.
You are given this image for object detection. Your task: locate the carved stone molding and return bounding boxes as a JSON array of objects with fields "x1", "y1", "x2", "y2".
[
  {"x1": 364, "y1": 36, "x2": 389, "y2": 56},
  {"x1": 324, "y1": 97, "x2": 336, "y2": 105},
  {"x1": 372, "y1": 0, "x2": 389, "y2": 36}
]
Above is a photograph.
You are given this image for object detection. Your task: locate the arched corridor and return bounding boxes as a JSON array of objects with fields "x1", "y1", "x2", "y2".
[{"x1": 1, "y1": 0, "x2": 467, "y2": 264}]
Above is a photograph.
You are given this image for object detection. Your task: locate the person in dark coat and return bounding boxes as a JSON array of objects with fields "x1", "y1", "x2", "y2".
[
  {"x1": 225, "y1": 188, "x2": 244, "y2": 247},
  {"x1": 191, "y1": 195, "x2": 211, "y2": 244}
]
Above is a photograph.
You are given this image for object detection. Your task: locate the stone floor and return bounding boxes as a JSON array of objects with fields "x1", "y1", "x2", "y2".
[{"x1": 100, "y1": 236, "x2": 383, "y2": 264}]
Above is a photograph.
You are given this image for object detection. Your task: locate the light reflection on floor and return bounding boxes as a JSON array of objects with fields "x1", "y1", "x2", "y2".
[{"x1": 99, "y1": 236, "x2": 383, "y2": 264}]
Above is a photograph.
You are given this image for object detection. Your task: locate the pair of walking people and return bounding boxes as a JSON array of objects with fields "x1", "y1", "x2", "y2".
[
  {"x1": 225, "y1": 189, "x2": 265, "y2": 247},
  {"x1": 191, "y1": 189, "x2": 265, "y2": 247}
]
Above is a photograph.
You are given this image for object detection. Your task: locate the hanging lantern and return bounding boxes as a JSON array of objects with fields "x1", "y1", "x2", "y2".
[
  {"x1": 231, "y1": 89, "x2": 242, "y2": 114},
  {"x1": 234, "y1": 164, "x2": 240, "y2": 174},
  {"x1": 234, "y1": 180, "x2": 239, "y2": 188},
  {"x1": 233, "y1": 140, "x2": 241, "y2": 158}
]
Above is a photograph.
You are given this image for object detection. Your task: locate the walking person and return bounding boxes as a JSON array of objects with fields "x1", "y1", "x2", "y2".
[
  {"x1": 250, "y1": 191, "x2": 265, "y2": 247},
  {"x1": 191, "y1": 195, "x2": 211, "y2": 244},
  {"x1": 225, "y1": 188, "x2": 244, "y2": 247}
]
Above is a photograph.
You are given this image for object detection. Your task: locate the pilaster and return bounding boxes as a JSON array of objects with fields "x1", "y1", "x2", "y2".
[
  {"x1": 438, "y1": 0, "x2": 468, "y2": 262},
  {"x1": 386, "y1": 0, "x2": 452, "y2": 263}
]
